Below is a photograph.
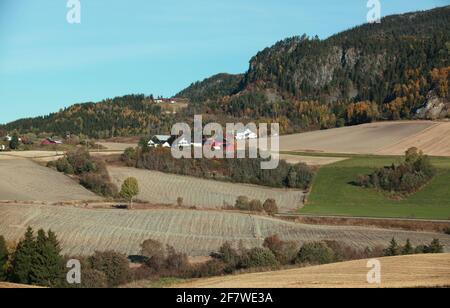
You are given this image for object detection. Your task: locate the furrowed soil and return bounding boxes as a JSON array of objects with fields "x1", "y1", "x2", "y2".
[{"x1": 0, "y1": 204, "x2": 449, "y2": 257}]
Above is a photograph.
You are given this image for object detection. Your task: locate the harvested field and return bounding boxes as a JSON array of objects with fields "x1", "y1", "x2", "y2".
[
  {"x1": 109, "y1": 167, "x2": 305, "y2": 212},
  {"x1": 174, "y1": 253, "x2": 450, "y2": 288},
  {"x1": 279, "y1": 121, "x2": 437, "y2": 155},
  {"x1": 376, "y1": 122, "x2": 450, "y2": 156},
  {"x1": 0, "y1": 157, "x2": 101, "y2": 202},
  {"x1": 97, "y1": 142, "x2": 136, "y2": 152},
  {"x1": 279, "y1": 154, "x2": 347, "y2": 166},
  {"x1": 0, "y1": 204, "x2": 449, "y2": 257}
]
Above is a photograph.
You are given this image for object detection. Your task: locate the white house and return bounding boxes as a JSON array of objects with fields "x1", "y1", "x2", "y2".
[
  {"x1": 0, "y1": 144, "x2": 6, "y2": 151},
  {"x1": 148, "y1": 135, "x2": 173, "y2": 148},
  {"x1": 4, "y1": 135, "x2": 12, "y2": 142},
  {"x1": 236, "y1": 129, "x2": 258, "y2": 141},
  {"x1": 173, "y1": 137, "x2": 191, "y2": 148}
]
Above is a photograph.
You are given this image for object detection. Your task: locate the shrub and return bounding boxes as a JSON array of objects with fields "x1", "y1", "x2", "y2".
[
  {"x1": 263, "y1": 235, "x2": 298, "y2": 265},
  {"x1": 235, "y1": 196, "x2": 250, "y2": 211},
  {"x1": 240, "y1": 247, "x2": 278, "y2": 269},
  {"x1": 165, "y1": 246, "x2": 189, "y2": 275},
  {"x1": 177, "y1": 197, "x2": 184, "y2": 207},
  {"x1": 189, "y1": 260, "x2": 227, "y2": 278},
  {"x1": 88, "y1": 251, "x2": 131, "y2": 287},
  {"x1": 140, "y1": 239, "x2": 166, "y2": 272},
  {"x1": 121, "y1": 147, "x2": 137, "y2": 167},
  {"x1": 249, "y1": 199, "x2": 264, "y2": 212},
  {"x1": 263, "y1": 199, "x2": 278, "y2": 216},
  {"x1": 296, "y1": 242, "x2": 336, "y2": 265},
  {"x1": 80, "y1": 173, "x2": 117, "y2": 197}
]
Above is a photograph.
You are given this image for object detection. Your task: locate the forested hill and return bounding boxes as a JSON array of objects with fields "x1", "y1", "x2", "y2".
[
  {"x1": 175, "y1": 73, "x2": 244, "y2": 103},
  {"x1": 241, "y1": 5, "x2": 450, "y2": 103},
  {"x1": 2, "y1": 6, "x2": 449, "y2": 138}
]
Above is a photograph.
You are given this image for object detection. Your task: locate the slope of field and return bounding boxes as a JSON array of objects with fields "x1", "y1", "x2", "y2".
[
  {"x1": 0, "y1": 204, "x2": 449, "y2": 257},
  {"x1": 174, "y1": 254, "x2": 450, "y2": 288},
  {"x1": 0, "y1": 282, "x2": 43, "y2": 289},
  {"x1": 377, "y1": 122, "x2": 450, "y2": 156},
  {"x1": 302, "y1": 156, "x2": 450, "y2": 220},
  {"x1": 279, "y1": 121, "x2": 438, "y2": 155},
  {"x1": 0, "y1": 156, "x2": 101, "y2": 202},
  {"x1": 109, "y1": 167, "x2": 305, "y2": 212}
]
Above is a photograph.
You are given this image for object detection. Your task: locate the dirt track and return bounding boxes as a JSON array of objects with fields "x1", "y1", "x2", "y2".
[
  {"x1": 279, "y1": 121, "x2": 449, "y2": 155},
  {"x1": 0, "y1": 156, "x2": 100, "y2": 202},
  {"x1": 174, "y1": 253, "x2": 450, "y2": 288},
  {"x1": 0, "y1": 204, "x2": 449, "y2": 257}
]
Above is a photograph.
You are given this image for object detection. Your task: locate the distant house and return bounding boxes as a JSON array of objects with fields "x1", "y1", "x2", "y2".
[
  {"x1": 41, "y1": 138, "x2": 63, "y2": 146},
  {"x1": 4, "y1": 135, "x2": 12, "y2": 142},
  {"x1": 0, "y1": 144, "x2": 6, "y2": 151},
  {"x1": 148, "y1": 135, "x2": 175, "y2": 148},
  {"x1": 236, "y1": 129, "x2": 258, "y2": 140}
]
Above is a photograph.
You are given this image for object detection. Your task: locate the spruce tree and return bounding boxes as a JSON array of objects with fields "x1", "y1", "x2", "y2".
[
  {"x1": 0, "y1": 236, "x2": 8, "y2": 281},
  {"x1": 384, "y1": 238, "x2": 400, "y2": 256},
  {"x1": 30, "y1": 229, "x2": 64, "y2": 287},
  {"x1": 401, "y1": 239, "x2": 414, "y2": 255},
  {"x1": 9, "y1": 227, "x2": 36, "y2": 284}
]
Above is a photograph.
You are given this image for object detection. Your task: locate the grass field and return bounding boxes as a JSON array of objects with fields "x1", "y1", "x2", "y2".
[
  {"x1": 173, "y1": 253, "x2": 450, "y2": 288},
  {"x1": 301, "y1": 155, "x2": 450, "y2": 220}
]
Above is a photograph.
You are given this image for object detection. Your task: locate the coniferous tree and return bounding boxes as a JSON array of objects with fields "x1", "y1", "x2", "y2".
[
  {"x1": 9, "y1": 227, "x2": 36, "y2": 284},
  {"x1": 384, "y1": 238, "x2": 400, "y2": 256},
  {"x1": 0, "y1": 236, "x2": 8, "y2": 281},
  {"x1": 401, "y1": 239, "x2": 414, "y2": 255},
  {"x1": 30, "y1": 229, "x2": 64, "y2": 287}
]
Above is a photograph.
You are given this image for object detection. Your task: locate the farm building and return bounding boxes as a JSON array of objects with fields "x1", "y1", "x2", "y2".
[
  {"x1": 148, "y1": 135, "x2": 175, "y2": 148},
  {"x1": 41, "y1": 138, "x2": 63, "y2": 146}
]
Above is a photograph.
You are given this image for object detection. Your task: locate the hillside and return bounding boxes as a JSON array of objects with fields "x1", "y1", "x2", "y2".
[
  {"x1": 175, "y1": 73, "x2": 244, "y2": 103},
  {"x1": 173, "y1": 253, "x2": 450, "y2": 288},
  {"x1": 1, "y1": 6, "x2": 449, "y2": 137}
]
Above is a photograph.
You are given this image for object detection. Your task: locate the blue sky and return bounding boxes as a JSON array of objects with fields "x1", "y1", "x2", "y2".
[{"x1": 0, "y1": 0, "x2": 448, "y2": 124}]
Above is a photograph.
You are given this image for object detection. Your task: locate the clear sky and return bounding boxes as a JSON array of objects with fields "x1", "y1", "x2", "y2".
[{"x1": 0, "y1": 0, "x2": 448, "y2": 124}]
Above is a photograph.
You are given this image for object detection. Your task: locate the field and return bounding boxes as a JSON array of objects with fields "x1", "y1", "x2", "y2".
[
  {"x1": 301, "y1": 155, "x2": 450, "y2": 220},
  {"x1": 173, "y1": 253, "x2": 450, "y2": 288},
  {"x1": 109, "y1": 167, "x2": 305, "y2": 212},
  {"x1": 279, "y1": 121, "x2": 450, "y2": 156},
  {"x1": 0, "y1": 204, "x2": 449, "y2": 257},
  {"x1": 0, "y1": 156, "x2": 100, "y2": 202}
]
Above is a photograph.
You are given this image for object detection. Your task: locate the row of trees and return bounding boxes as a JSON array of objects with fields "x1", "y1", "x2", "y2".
[{"x1": 133, "y1": 147, "x2": 315, "y2": 190}]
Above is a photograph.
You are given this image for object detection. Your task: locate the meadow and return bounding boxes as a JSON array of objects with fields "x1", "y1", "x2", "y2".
[{"x1": 301, "y1": 155, "x2": 450, "y2": 220}]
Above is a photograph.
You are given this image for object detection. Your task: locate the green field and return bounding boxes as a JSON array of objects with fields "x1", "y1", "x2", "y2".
[{"x1": 300, "y1": 155, "x2": 450, "y2": 220}]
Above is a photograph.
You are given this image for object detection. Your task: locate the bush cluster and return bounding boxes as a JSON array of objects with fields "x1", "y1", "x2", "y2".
[
  {"x1": 357, "y1": 148, "x2": 436, "y2": 195},
  {"x1": 48, "y1": 148, "x2": 118, "y2": 197},
  {"x1": 233, "y1": 197, "x2": 279, "y2": 215}
]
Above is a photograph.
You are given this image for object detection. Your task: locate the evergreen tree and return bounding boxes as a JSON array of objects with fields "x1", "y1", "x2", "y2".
[
  {"x1": 401, "y1": 239, "x2": 414, "y2": 255},
  {"x1": 9, "y1": 134, "x2": 19, "y2": 150},
  {"x1": 9, "y1": 227, "x2": 36, "y2": 284},
  {"x1": 30, "y1": 229, "x2": 64, "y2": 287},
  {"x1": 425, "y1": 239, "x2": 444, "y2": 254},
  {"x1": 384, "y1": 238, "x2": 400, "y2": 256},
  {"x1": 0, "y1": 236, "x2": 8, "y2": 281}
]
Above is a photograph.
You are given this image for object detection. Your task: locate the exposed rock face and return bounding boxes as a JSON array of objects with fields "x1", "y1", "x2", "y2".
[{"x1": 416, "y1": 92, "x2": 450, "y2": 119}]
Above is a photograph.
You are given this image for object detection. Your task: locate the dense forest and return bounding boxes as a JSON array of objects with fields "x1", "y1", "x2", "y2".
[{"x1": 2, "y1": 6, "x2": 449, "y2": 138}]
